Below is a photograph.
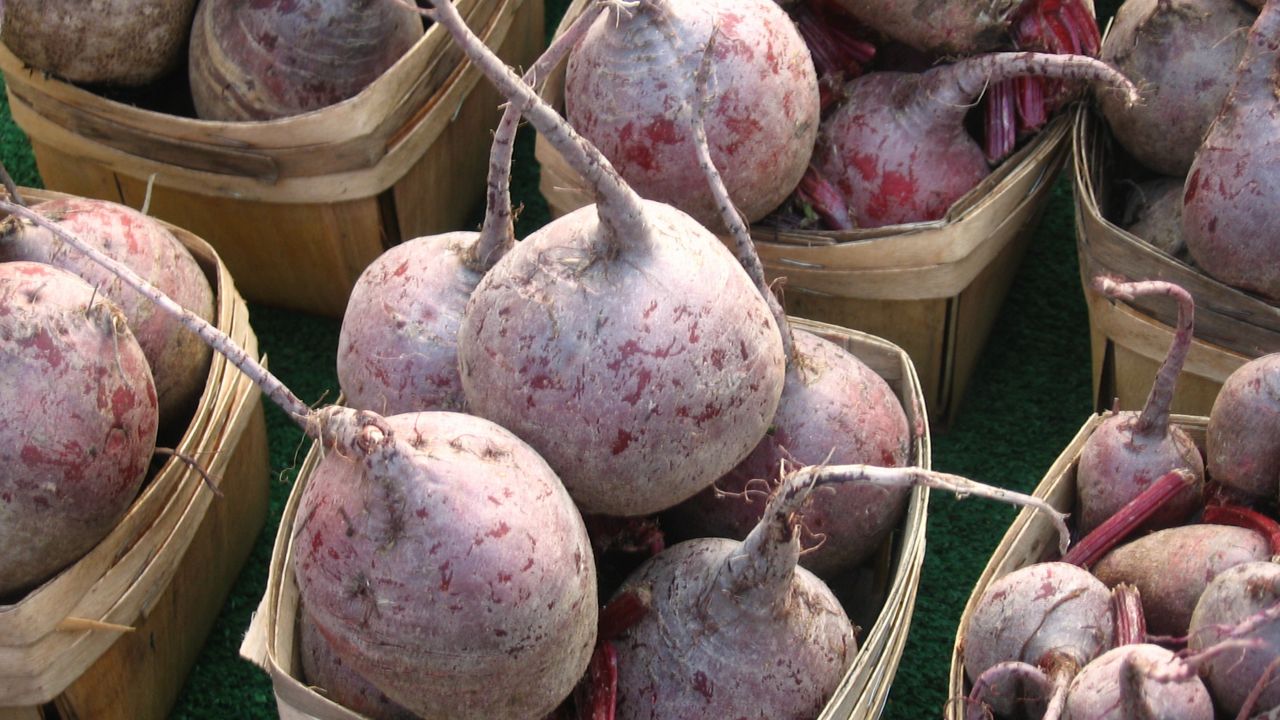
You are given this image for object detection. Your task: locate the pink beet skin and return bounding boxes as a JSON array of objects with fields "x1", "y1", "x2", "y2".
[
  {"x1": 337, "y1": 234, "x2": 480, "y2": 415},
  {"x1": 0, "y1": 197, "x2": 215, "y2": 429},
  {"x1": 1064, "y1": 644, "x2": 1214, "y2": 720},
  {"x1": 297, "y1": 607, "x2": 419, "y2": 720},
  {"x1": 564, "y1": 0, "x2": 820, "y2": 228},
  {"x1": 188, "y1": 0, "x2": 423, "y2": 120},
  {"x1": 0, "y1": 262, "x2": 158, "y2": 597},
  {"x1": 1206, "y1": 353, "x2": 1280, "y2": 499},
  {"x1": 811, "y1": 51, "x2": 1137, "y2": 228},
  {"x1": 1182, "y1": 0, "x2": 1280, "y2": 300},
  {"x1": 663, "y1": 328, "x2": 912, "y2": 577},
  {"x1": 1188, "y1": 561, "x2": 1280, "y2": 716},
  {"x1": 293, "y1": 412, "x2": 598, "y2": 720}
]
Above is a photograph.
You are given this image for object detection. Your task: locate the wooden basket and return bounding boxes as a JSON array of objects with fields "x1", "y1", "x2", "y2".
[
  {"x1": 1072, "y1": 102, "x2": 1280, "y2": 417},
  {"x1": 943, "y1": 412, "x2": 1209, "y2": 718},
  {"x1": 0, "y1": 0, "x2": 544, "y2": 317},
  {"x1": 0, "y1": 189, "x2": 270, "y2": 719},
  {"x1": 240, "y1": 318, "x2": 930, "y2": 720},
  {"x1": 532, "y1": 0, "x2": 1070, "y2": 428}
]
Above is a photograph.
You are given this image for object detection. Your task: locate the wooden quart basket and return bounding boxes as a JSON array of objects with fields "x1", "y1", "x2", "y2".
[
  {"x1": 0, "y1": 0, "x2": 543, "y2": 317},
  {"x1": 532, "y1": 0, "x2": 1071, "y2": 427},
  {"x1": 240, "y1": 318, "x2": 930, "y2": 720},
  {"x1": 1072, "y1": 103, "x2": 1280, "y2": 417},
  {"x1": 943, "y1": 412, "x2": 1209, "y2": 718},
  {"x1": 0, "y1": 189, "x2": 270, "y2": 720}
]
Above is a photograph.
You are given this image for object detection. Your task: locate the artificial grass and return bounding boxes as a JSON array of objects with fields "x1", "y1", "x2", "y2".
[{"x1": 1, "y1": 1, "x2": 1124, "y2": 717}]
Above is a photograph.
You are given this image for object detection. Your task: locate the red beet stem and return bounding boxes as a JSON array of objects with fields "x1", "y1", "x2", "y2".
[
  {"x1": 573, "y1": 641, "x2": 619, "y2": 720},
  {"x1": 1062, "y1": 469, "x2": 1199, "y2": 568},
  {"x1": 1092, "y1": 277, "x2": 1194, "y2": 438},
  {"x1": 1112, "y1": 583, "x2": 1147, "y2": 646},
  {"x1": 1203, "y1": 505, "x2": 1280, "y2": 557},
  {"x1": 796, "y1": 165, "x2": 855, "y2": 230}
]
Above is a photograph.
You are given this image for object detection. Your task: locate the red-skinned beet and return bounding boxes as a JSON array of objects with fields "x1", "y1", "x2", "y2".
[
  {"x1": 2, "y1": 0, "x2": 197, "y2": 87},
  {"x1": 1099, "y1": 0, "x2": 1255, "y2": 177},
  {"x1": 1073, "y1": 277, "x2": 1205, "y2": 534},
  {"x1": 1062, "y1": 643, "x2": 1214, "y2": 719},
  {"x1": 402, "y1": 0, "x2": 787, "y2": 517},
  {"x1": 1121, "y1": 177, "x2": 1187, "y2": 259},
  {"x1": 1205, "y1": 353, "x2": 1280, "y2": 500},
  {"x1": 335, "y1": 5, "x2": 607, "y2": 415},
  {"x1": 564, "y1": 0, "x2": 820, "y2": 228},
  {"x1": 0, "y1": 201, "x2": 598, "y2": 719},
  {"x1": 1188, "y1": 561, "x2": 1280, "y2": 716},
  {"x1": 0, "y1": 197, "x2": 215, "y2": 430},
  {"x1": 1183, "y1": 0, "x2": 1280, "y2": 300},
  {"x1": 188, "y1": 0, "x2": 423, "y2": 121},
  {"x1": 809, "y1": 51, "x2": 1137, "y2": 228},
  {"x1": 0, "y1": 262, "x2": 158, "y2": 597}
]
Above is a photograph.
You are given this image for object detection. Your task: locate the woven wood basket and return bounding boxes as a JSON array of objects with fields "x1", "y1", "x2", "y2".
[
  {"x1": 1073, "y1": 102, "x2": 1280, "y2": 417},
  {"x1": 531, "y1": 0, "x2": 1072, "y2": 428},
  {"x1": 241, "y1": 318, "x2": 930, "y2": 720},
  {"x1": 0, "y1": 189, "x2": 270, "y2": 720},
  {"x1": 943, "y1": 412, "x2": 1209, "y2": 718},
  {"x1": 0, "y1": 0, "x2": 543, "y2": 316}
]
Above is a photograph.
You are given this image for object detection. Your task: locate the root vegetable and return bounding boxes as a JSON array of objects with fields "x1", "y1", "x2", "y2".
[
  {"x1": 808, "y1": 51, "x2": 1138, "y2": 228},
  {"x1": 1205, "y1": 352, "x2": 1280, "y2": 500},
  {"x1": 1091, "y1": 524, "x2": 1270, "y2": 636},
  {"x1": 1121, "y1": 177, "x2": 1187, "y2": 258},
  {"x1": 335, "y1": 4, "x2": 608, "y2": 415},
  {"x1": 188, "y1": 0, "x2": 424, "y2": 120},
  {"x1": 1073, "y1": 277, "x2": 1204, "y2": 534},
  {"x1": 0, "y1": 197, "x2": 215, "y2": 429},
  {"x1": 1182, "y1": 0, "x2": 1280, "y2": 300},
  {"x1": 1188, "y1": 560, "x2": 1280, "y2": 716},
  {"x1": 297, "y1": 607, "x2": 419, "y2": 720},
  {"x1": 2, "y1": 0, "x2": 197, "y2": 87},
  {"x1": 1063, "y1": 643, "x2": 1214, "y2": 719},
  {"x1": 563, "y1": 0, "x2": 820, "y2": 228},
  {"x1": 403, "y1": 0, "x2": 787, "y2": 517},
  {"x1": 0, "y1": 261, "x2": 158, "y2": 596},
  {"x1": 0, "y1": 202, "x2": 599, "y2": 720},
  {"x1": 1098, "y1": 0, "x2": 1255, "y2": 177},
  {"x1": 961, "y1": 562, "x2": 1115, "y2": 692}
]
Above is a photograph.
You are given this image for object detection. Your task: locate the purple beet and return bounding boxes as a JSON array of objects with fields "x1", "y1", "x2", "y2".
[{"x1": 1205, "y1": 352, "x2": 1280, "y2": 500}]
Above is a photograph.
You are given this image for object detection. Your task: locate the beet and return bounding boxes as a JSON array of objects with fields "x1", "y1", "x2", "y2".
[
  {"x1": 188, "y1": 0, "x2": 424, "y2": 120},
  {"x1": 809, "y1": 51, "x2": 1137, "y2": 228},
  {"x1": 1188, "y1": 561, "x2": 1280, "y2": 716},
  {"x1": 1073, "y1": 277, "x2": 1204, "y2": 534},
  {"x1": 1182, "y1": 0, "x2": 1280, "y2": 300},
  {"x1": 1063, "y1": 643, "x2": 1214, "y2": 719},
  {"x1": 563, "y1": 0, "x2": 820, "y2": 228},
  {"x1": 297, "y1": 607, "x2": 419, "y2": 720},
  {"x1": 1090, "y1": 524, "x2": 1269, "y2": 636},
  {"x1": 404, "y1": 0, "x2": 787, "y2": 517},
  {"x1": 1120, "y1": 177, "x2": 1187, "y2": 258},
  {"x1": 0, "y1": 197, "x2": 215, "y2": 428},
  {"x1": 0, "y1": 261, "x2": 158, "y2": 597},
  {"x1": 1206, "y1": 353, "x2": 1280, "y2": 500},
  {"x1": 1098, "y1": 0, "x2": 1255, "y2": 177},
  {"x1": 2, "y1": 0, "x2": 197, "y2": 86}
]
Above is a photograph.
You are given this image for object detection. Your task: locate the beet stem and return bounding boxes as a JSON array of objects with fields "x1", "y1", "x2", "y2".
[
  {"x1": 407, "y1": 0, "x2": 647, "y2": 248},
  {"x1": 1093, "y1": 277, "x2": 1193, "y2": 438},
  {"x1": 1111, "y1": 583, "x2": 1147, "y2": 646},
  {"x1": 0, "y1": 199, "x2": 314, "y2": 425},
  {"x1": 925, "y1": 51, "x2": 1138, "y2": 128},
  {"x1": 690, "y1": 30, "x2": 794, "y2": 360},
  {"x1": 466, "y1": 0, "x2": 608, "y2": 270},
  {"x1": 1202, "y1": 505, "x2": 1280, "y2": 557},
  {"x1": 1061, "y1": 469, "x2": 1197, "y2": 567}
]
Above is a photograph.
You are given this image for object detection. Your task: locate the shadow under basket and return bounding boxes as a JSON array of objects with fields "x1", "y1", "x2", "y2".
[
  {"x1": 241, "y1": 318, "x2": 930, "y2": 720},
  {"x1": 944, "y1": 412, "x2": 1209, "y2": 719},
  {"x1": 0, "y1": 0, "x2": 544, "y2": 317},
  {"x1": 1072, "y1": 103, "x2": 1280, "y2": 417},
  {"x1": 0, "y1": 190, "x2": 270, "y2": 720},
  {"x1": 531, "y1": 0, "x2": 1071, "y2": 429}
]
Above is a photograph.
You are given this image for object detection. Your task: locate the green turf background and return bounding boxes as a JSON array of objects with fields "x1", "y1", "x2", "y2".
[{"x1": 0, "y1": 1, "x2": 1126, "y2": 716}]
